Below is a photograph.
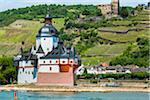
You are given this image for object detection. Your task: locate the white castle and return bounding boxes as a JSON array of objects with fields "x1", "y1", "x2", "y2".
[{"x1": 14, "y1": 14, "x2": 81, "y2": 86}]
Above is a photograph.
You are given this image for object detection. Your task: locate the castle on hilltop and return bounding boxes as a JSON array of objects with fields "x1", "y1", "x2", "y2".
[
  {"x1": 97, "y1": 0, "x2": 119, "y2": 16},
  {"x1": 14, "y1": 14, "x2": 81, "y2": 86}
]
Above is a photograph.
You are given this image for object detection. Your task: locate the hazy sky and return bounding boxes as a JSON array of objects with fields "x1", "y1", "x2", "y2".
[{"x1": 0, "y1": 0, "x2": 149, "y2": 12}]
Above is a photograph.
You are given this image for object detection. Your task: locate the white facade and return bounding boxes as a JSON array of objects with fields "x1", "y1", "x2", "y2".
[
  {"x1": 105, "y1": 70, "x2": 117, "y2": 74},
  {"x1": 18, "y1": 60, "x2": 37, "y2": 84},
  {"x1": 18, "y1": 67, "x2": 36, "y2": 84},
  {"x1": 39, "y1": 59, "x2": 59, "y2": 65},
  {"x1": 38, "y1": 65, "x2": 60, "y2": 73},
  {"x1": 36, "y1": 36, "x2": 59, "y2": 55},
  {"x1": 36, "y1": 37, "x2": 40, "y2": 51},
  {"x1": 19, "y1": 60, "x2": 32, "y2": 67}
]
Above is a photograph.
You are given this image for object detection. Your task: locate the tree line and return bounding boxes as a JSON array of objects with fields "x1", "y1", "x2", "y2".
[
  {"x1": 110, "y1": 36, "x2": 149, "y2": 67},
  {"x1": 0, "y1": 56, "x2": 17, "y2": 85},
  {"x1": 0, "y1": 4, "x2": 101, "y2": 27}
]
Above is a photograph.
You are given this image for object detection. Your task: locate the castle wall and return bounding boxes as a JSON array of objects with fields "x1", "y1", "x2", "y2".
[
  {"x1": 36, "y1": 37, "x2": 40, "y2": 51},
  {"x1": 18, "y1": 67, "x2": 36, "y2": 84},
  {"x1": 41, "y1": 37, "x2": 53, "y2": 54},
  {"x1": 97, "y1": 0, "x2": 119, "y2": 16},
  {"x1": 18, "y1": 60, "x2": 37, "y2": 84},
  {"x1": 38, "y1": 65, "x2": 60, "y2": 73},
  {"x1": 37, "y1": 66, "x2": 74, "y2": 86},
  {"x1": 98, "y1": 4, "x2": 112, "y2": 15},
  {"x1": 39, "y1": 59, "x2": 59, "y2": 65}
]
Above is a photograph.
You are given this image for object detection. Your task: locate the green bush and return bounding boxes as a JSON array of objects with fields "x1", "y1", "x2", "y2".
[{"x1": 90, "y1": 79, "x2": 98, "y2": 84}]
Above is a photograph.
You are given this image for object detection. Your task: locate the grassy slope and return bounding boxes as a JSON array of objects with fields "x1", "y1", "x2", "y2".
[
  {"x1": 83, "y1": 44, "x2": 128, "y2": 56},
  {"x1": 81, "y1": 10, "x2": 149, "y2": 65},
  {"x1": 0, "y1": 18, "x2": 64, "y2": 56},
  {"x1": 81, "y1": 44, "x2": 128, "y2": 65},
  {"x1": 0, "y1": 10, "x2": 149, "y2": 65},
  {"x1": 99, "y1": 29, "x2": 148, "y2": 42}
]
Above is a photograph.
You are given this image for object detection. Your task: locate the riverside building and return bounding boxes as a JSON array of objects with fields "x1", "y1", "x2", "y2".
[{"x1": 14, "y1": 14, "x2": 81, "y2": 86}]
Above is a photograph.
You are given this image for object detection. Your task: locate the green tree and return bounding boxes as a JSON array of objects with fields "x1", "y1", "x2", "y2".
[
  {"x1": 120, "y1": 7, "x2": 129, "y2": 18},
  {"x1": 0, "y1": 56, "x2": 17, "y2": 85},
  {"x1": 110, "y1": 37, "x2": 149, "y2": 67}
]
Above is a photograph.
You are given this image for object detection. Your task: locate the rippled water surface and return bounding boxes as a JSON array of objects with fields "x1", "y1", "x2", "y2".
[{"x1": 0, "y1": 91, "x2": 149, "y2": 100}]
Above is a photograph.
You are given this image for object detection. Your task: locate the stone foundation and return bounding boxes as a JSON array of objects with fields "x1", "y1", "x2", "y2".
[{"x1": 37, "y1": 67, "x2": 74, "y2": 86}]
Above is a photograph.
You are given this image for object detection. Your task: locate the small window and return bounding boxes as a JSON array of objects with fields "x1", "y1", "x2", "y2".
[
  {"x1": 56, "y1": 61, "x2": 58, "y2": 63},
  {"x1": 49, "y1": 67, "x2": 52, "y2": 71},
  {"x1": 43, "y1": 61, "x2": 45, "y2": 63},
  {"x1": 44, "y1": 38, "x2": 46, "y2": 40},
  {"x1": 51, "y1": 30, "x2": 54, "y2": 33},
  {"x1": 28, "y1": 71, "x2": 30, "y2": 74},
  {"x1": 20, "y1": 71, "x2": 21, "y2": 74},
  {"x1": 32, "y1": 72, "x2": 33, "y2": 75},
  {"x1": 25, "y1": 71, "x2": 27, "y2": 74},
  {"x1": 50, "y1": 60, "x2": 52, "y2": 63},
  {"x1": 47, "y1": 48, "x2": 49, "y2": 50},
  {"x1": 62, "y1": 61, "x2": 65, "y2": 63},
  {"x1": 23, "y1": 68, "x2": 24, "y2": 72},
  {"x1": 70, "y1": 61, "x2": 73, "y2": 63}
]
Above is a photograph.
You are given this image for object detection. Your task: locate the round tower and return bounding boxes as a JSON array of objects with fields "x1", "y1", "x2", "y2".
[{"x1": 36, "y1": 14, "x2": 59, "y2": 55}]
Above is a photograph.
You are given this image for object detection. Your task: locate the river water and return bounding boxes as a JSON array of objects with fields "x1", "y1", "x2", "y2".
[{"x1": 0, "y1": 91, "x2": 149, "y2": 100}]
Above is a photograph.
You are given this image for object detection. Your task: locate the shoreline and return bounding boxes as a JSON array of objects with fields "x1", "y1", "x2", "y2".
[{"x1": 0, "y1": 85, "x2": 149, "y2": 93}]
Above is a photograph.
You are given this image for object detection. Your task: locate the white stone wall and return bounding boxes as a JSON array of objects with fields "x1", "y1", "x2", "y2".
[
  {"x1": 18, "y1": 60, "x2": 37, "y2": 84},
  {"x1": 60, "y1": 58, "x2": 68, "y2": 64},
  {"x1": 37, "y1": 53, "x2": 45, "y2": 59},
  {"x1": 41, "y1": 37, "x2": 53, "y2": 54},
  {"x1": 39, "y1": 58, "x2": 76, "y2": 65},
  {"x1": 19, "y1": 60, "x2": 32, "y2": 67},
  {"x1": 36, "y1": 37, "x2": 40, "y2": 51},
  {"x1": 105, "y1": 70, "x2": 117, "y2": 74},
  {"x1": 18, "y1": 67, "x2": 36, "y2": 84},
  {"x1": 39, "y1": 59, "x2": 59, "y2": 65},
  {"x1": 38, "y1": 65, "x2": 60, "y2": 73},
  {"x1": 36, "y1": 36, "x2": 59, "y2": 55}
]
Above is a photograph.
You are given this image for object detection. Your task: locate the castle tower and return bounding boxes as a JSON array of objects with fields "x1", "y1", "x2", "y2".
[
  {"x1": 15, "y1": 12, "x2": 81, "y2": 86},
  {"x1": 36, "y1": 14, "x2": 59, "y2": 55},
  {"x1": 112, "y1": 0, "x2": 119, "y2": 16}
]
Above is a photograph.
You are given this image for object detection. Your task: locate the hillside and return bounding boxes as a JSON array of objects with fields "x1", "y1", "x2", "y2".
[
  {"x1": 0, "y1": 18, "x2": 64, "y2": 56},
  {"x1": 0, "y1": 5, "x2": 149, "y2": 66}
]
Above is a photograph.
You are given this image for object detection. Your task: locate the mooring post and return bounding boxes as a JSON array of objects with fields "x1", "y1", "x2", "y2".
[{"x1": 14, "y1": 90, "x2": 17, "y2": 100}]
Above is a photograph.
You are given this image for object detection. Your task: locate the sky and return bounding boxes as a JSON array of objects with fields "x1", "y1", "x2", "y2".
[{"x1": 0, "y1": 0, "x2": 149, "y2": 12}]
